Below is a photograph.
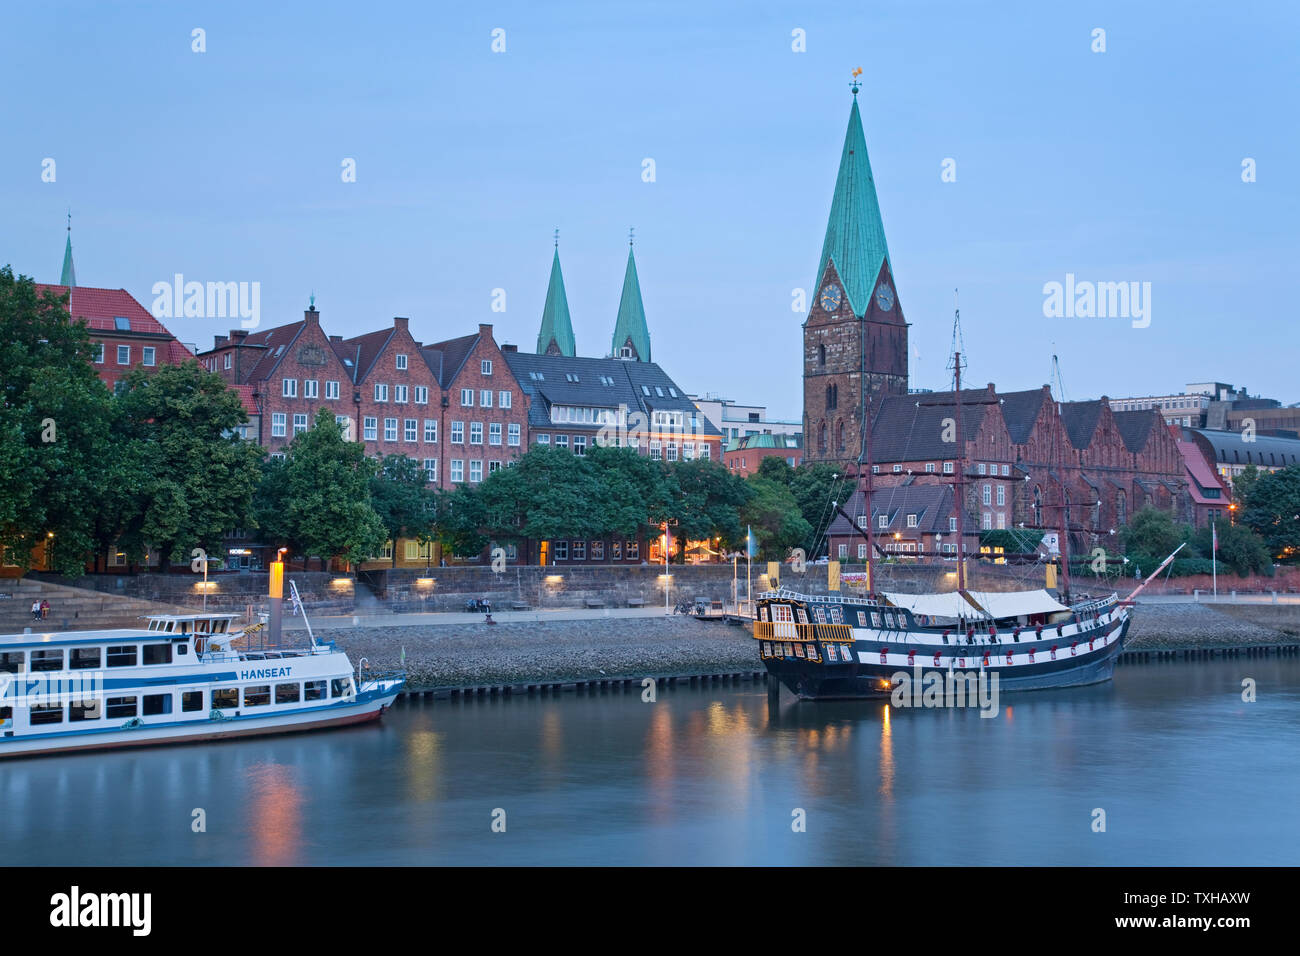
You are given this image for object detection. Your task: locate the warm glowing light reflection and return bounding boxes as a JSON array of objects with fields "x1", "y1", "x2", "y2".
[
  {"x1": 245, "y1": 762, "x2": 302, "y2": 866},
  {"x1": 879, "y1": 704, "x2": 894, "y2": 800}
]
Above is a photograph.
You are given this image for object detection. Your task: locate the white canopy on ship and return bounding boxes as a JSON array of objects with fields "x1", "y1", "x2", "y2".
[{"x1": 881, "y1": 589, "x2": 1070, "y2": 621}]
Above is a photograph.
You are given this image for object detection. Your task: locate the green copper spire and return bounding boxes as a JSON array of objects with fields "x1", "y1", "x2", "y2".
[
  {"x1": 611, "y1": 239, "x2": 650, "y2": 362},
  {"x1": 536, "y1": 243, "x2": 576, "y2": 357},
  {"x1": 60, "y1": 212, "x2": 77, "y2": 288},
  {"x1": 814, "y1": 92, "x2": 890, "y2": 316}
]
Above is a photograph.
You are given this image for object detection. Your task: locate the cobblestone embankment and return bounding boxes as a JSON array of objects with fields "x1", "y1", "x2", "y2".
[{"x1": 321, "y1": 603, "x2": 1300, "y2": 691}]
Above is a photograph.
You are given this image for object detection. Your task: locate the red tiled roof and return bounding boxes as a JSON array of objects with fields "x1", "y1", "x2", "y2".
[
  {"x1": 35, "y1": 284, "x2": 184, "y2": 342},
  {"x1": 231, "y1": 384, "x2": 259, "y2": 416},
  {"x1": 334, "y1": 327, "x2": 394, "y2": 384},
  {"x1": 1178, "y1": 440, "x2": 1229, "y2": 504}
]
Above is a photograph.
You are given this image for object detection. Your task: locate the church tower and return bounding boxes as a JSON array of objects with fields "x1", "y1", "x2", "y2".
[
  {"x1": 610, "y1": 237, "x2": 650, "y2": 361},
  {"x1": 536, "y1": 237, "x2": 576, "y2": 356},
  {"x1": 803, "y1": 81, "x2": 908, "y2": 465}
]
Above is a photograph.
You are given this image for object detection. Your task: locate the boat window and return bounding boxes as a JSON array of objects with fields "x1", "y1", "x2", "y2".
[
  {"x1": 165, "y1": 622, "x2": 175, "y2": 632},
  {"x1": 795, "y1": 607, "x2": 808, "y2": 625},
  {"x1": 69, "y1": 700, "x2": 101, "y2": 722},
  {"x1": 214, "y1": 620, "x2": 228, "y2": 633},
  {"x1": 175, "y1": 642, "x2": 189, "y2": 656},
  {"x1": 143, "y1": 694, "x2": 173, "y2": 716},
  {"x1": 105, "y1": 697, "x2": 138, "y2": 719},
  {"x1": 794, "y1": 643, "x2": 806, "y2": 658},
  {"x1": 70, "y1": 647, "x2": 101, "y2": 670},
  {"x1": 30, "y1": 704, "x2": 64, "y2": 725},
  {"x1": 195, "y1": 620, "x2": 210, "y2": 633},
  {"x1": 275, "y1": 683, "x2": 301, "y2": 704},
  {"x1": 182, "y1": 691, "x2": 204, "y2": 712},
  {"x1": 142, "y1": 643, "x2": 172, "y2": 665},
  {"x1": 148, "y1": 620, "x2": 159, "y2": 631},
  {"x1": 304, "y1": 680, "x2": 327, "y2": 701},
  {"x1": 0, "y1": 651, "x2": 24, "y2": 673},
  {"x1": 243, "y1": 685, "x2": 271, "y2": 707},
  {"x1": 30, "y1": 649, "x2": 63, "y2": 672},
  {"x1": 761, "y1": 641, "x2": 772, "y2": 657},
  {"x1": 0, "y1": 705, "x2": 11, "y2": 725},
  {"x1": 857, "y1": 611, "x2": 871, "y2": 627},
  {"x1": 106, "y1": 646, "x2": 138, "y2": 667},
  {"x1": 331, "y1": 678, "x2": 354, "y2": 698},
  {"x1": 212, "y1": 688, "x2": 238, "y2": 709},
  {"x1": 827, "y1": 644, "x2": 839, "y2": 662},
  {"x1": 828, "y1": 606, "x2": 844, "y2": 625}
]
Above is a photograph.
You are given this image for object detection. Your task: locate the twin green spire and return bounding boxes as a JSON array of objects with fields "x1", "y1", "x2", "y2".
[
  {"x1": 537, "y1": 247, "x2": 576, "y2": 356},
  {"x1": 535, "y1": 238, "x2": 651, "y2": 362},
  {"x1": 815, "y1": 94, "x2": 890, "y2": 316}
]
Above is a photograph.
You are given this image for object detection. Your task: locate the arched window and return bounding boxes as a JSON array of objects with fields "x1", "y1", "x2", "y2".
[
  {"x1": 836, "y1": 420, "x2": 845, "y2": 452},
  {"x1": 818, "y1": 344, "x2": 826, "y2": 367},
  {"x1": 818, "y1": 422, "x2": 827, "y2": 453},
  {"x1": 1116, "y1": 490, "x2": 1127, "y2": 525}
]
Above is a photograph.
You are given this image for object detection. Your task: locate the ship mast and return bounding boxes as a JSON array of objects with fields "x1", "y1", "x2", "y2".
[
  {"x1": 1051, "y1": 354, "x2": 1073, "y2": 603},
  {"x1": 949, "y1": 296, "x2": 969, "y2": 596}
]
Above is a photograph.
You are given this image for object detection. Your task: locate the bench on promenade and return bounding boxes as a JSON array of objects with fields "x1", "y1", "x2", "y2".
[
  {"x1": 510, "y1": 601, "x2": 532, "y2": 611},
  {"x1": 627, "y1": 597, "x2": 646, "y2": 608},
  {"x1": 583, "y1": 598, "x2": 607, "y2": 608}
]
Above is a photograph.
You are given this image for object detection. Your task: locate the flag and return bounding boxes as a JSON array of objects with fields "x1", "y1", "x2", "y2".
[
  {"x1": 1212, "y1": 521, "x2": 1219, "y2": 553},
  {"x1": 747, "y1": 525, "x2": 757, "y2": 558}
]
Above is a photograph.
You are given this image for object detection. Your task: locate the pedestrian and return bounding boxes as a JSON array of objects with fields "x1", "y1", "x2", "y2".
[
  {"x1": 31, "y1": 599, "x2": 41, "y2": 622},
  {"x1": 40, "y1": 599, "x2": 49, "y2": 621}
]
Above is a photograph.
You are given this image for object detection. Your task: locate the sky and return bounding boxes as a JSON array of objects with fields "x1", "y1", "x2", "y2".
[{"x1": 3, "y1": 1, "x2": 1297, "y2": 422}]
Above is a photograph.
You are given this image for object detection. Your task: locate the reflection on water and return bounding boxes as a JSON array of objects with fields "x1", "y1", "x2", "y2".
[{"x1": 3, "y1": 659, "x2": 1299, "y2": 865}]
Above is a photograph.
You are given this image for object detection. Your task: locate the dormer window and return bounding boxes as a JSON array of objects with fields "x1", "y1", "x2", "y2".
[{"x1": 114, "y1": 316, "x2": 131, "y2": 331}]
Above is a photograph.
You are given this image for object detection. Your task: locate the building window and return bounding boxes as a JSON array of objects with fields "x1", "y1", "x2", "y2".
[
  {"x1": 489, "y1": 460, "x2": 501, "y2": 473},
  {"x1": 573, "y1": 435, "x2": 587, "y2": 455},
  {"x1": 893, "y1": 464, "x2": 902, "y2": 473},
  {"x1": 573, "y1": 541, "x2": 586, "y2": 561},
  {"x1": 396, "y1": 353, "x2": 408, "y2": 370},
  {"x1": 997, "y1": 485, "x2": 1006, "y2": 506},
  {"x1": 414, "y1": 386, "x2": 428, "y2": 404},
  {"x1": 926, "y1": 462, "x2": 936, "y2": 473},
  {"x1": 304, "y1": 379, "x2": 318, "y2": 398},
  {"x1": 649, "y1": 441, "x2": 661, "y2": 460},
  {"x1": 223, "y1": 352, "x2": 231, "y2": 370},
  {"x1": 592, "y1": 541, "x2": 605, "y2": 561},
  {"x1": 489, "y1": 423, "x2": 503, "y2": 445},
  {"x1": 499, "y1": 390, "x2": 511, "y2": 409},
  {"x1": 450, "y1": 460, "x2": 464, "y2": 483},
  {"x1": 508, "y1": 423, "x2": 520, "y2": 446},
  {"x1": 470, "y1": 422, "x2": 483, "y2": 444},
  {"x1": 982, "y1": 512, "x2": 992, "y2": 530},
  {"x1": 282, "y1": 379, "x2": 296, "y2": 397},
  {"x1": 536, "y1": 434, "x2": 549, "y2": 445},
  {"x1": 949, "y1": 517, "x2": 958, "y2": 532},
  {"x1": 699, "y1": 444, "x2": 710, "y2": 460},
  {"x1": 335, "y1": 415, "x2": 352, "y2": 439},
  {"x1": 384, "y1": 418, "x2": 398, "y2": 441},
  {"x1": 554, "y1": 434, "x2": 569, "y2": 449},
  {"x1": 480, "y1": 389, "x2": 493, "y2": 408},
  {"x1": 142, "y1": 346, "x2": 156, "y2": 366},
  {"x1": 363, "y1": 417, "x2": 377, "y2": 441},
  {"x1": 271, "y1": 413, "x2": 287, "y2": 437},
  {"x1": 626, "y1": 541, "x2": 639, "y2": 560},
  {"x1": 906, "y1": 513, "x2": 918, "y2": 528},
  {"x1": 424, "y1": 419, "x2": 437, "y2": 443},
  {"x1": 451, "y1": 421, "x2": 464, "y2": 443},
  {"x1": 1001, "y1": 464, "x2": 1010, "y2": 476},
  {"x1": 293, "y1": 413, "x2": 308, "y2": 434},
  {"x1": 838, "y1": 543, "x2": 848, "y2": 559},
  {"x1": 977, "y1": 463, "x2": 986, "y2": 475},
  {"x1": 394, "y1": 385, "x2": 408, "y2": 403},
  {"x1": 326, "y1": 380, "x2": 340, "y2": 400},
  {"x1": 554, "y1": 540, "x2": 569, "y2": 561},
  {"x1": 374, "y1": 384, "x2": 388, "y2": 402},
  {"x1": 996, "y1": 512, "x2": 1006, "y2": 529},
  {"x1": 943, "y1": 461, "x2": 954, "y2": 474},
  {"x1": 481, "y1": 359, "x2": 493, "y2": 375},
  {"x1": 404, "y1": 419, "x2": 417, "y2": 442},
  {"x1": 878, "y1": 515, "x2": 888, "y2": 529},
  {"x1": 461, "y1": 388, "x2": 473, "y2": 406},
  {"x1": 117, "y1": 345, "x2": 130, "y2": 365},
  {"x1": 858, "y1": 543, "x2": 868, "y2": 559},
  {"x1": 423, "y1": 458, "x2": 438, "y2": 482},
  {"x1": 983, "y1": 484, "x2": 992, "y2": 506}
]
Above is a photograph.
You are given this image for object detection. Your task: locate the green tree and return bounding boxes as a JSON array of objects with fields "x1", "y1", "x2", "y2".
[
  {"x1": 755, "y1": 455, "x2": 793, "y2": 485},
  {"x1": 254, "y1": 410, "x2": 386, "y2": 566},
  {"x1": 788, "y1": 462, "x2": 846, "y2": 556},
  {"x1": 431, "y1": 484, "x2": 489, "y2": 559},
  {"x1": 1190, "y1": 521, "x2": 1273, "y2": 577},
  {"x1": 1232, "y1": 463, "x2": 1259, "y2": 511},
  {"x1": 0, "y1": 268, "x2": 119, "y2": 575},
  {"x1": 741, "y1": 476, "x2": 812, "y2": 560},
  {"x1": 1120, "y1": 506, "x2": 1188, "y2": 564},
  {"x1": 671, "y1": 458, "x2": 751, "y2": 556},
  {"x1": 1238, "y1": 464, "x2": 1300, "y2": 563},
  {"x1": 113, "y1": 360, "x2": 263, "y2": 570},
  {"x1": 370, "y1": 454, "x2": 435, "y2": 566}
]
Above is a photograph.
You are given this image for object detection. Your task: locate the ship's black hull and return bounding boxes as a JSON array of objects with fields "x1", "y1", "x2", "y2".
[{"x1": 764, "y1": 615, "x2": 1129, "y2": 701}]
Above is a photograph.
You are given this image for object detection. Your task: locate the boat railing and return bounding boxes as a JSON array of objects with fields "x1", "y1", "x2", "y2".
[
  {"x1": 753, "y1": 621, "x2": 854, "y2": 643},
  {"x1": 757, "y1": 589, "x2": 881, "y2": 608}
]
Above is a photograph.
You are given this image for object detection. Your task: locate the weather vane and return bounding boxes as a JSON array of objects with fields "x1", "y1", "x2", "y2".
[
  {"x1": 628, "y1": 226, "x2": 635, "y2": 247},
  {"x1": 850, "y1": 66, "x2": 863, "y2": 96},
  {"x1": 554, "y1": 228, "x2": 559, "y2": 248}
]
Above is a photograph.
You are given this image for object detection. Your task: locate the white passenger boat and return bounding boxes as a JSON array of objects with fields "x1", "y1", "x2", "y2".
[{"x1": 0, "y1": 611, "x2": 403, "y2": 759}]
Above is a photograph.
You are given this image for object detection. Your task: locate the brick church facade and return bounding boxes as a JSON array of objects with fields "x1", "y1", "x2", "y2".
[{"x1": 808, "y1": 87, "x2": 1187, "y2": 561}]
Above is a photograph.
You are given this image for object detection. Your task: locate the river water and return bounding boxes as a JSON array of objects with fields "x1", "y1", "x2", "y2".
[{"x1": 3, "y1": 658, "x2": 1297, "y2": 866}]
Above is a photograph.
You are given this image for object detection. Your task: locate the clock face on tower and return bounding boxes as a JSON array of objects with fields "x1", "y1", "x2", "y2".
[
  {"x1": 875, "y1": 281, "x2": 895, "y2": 312},
  {"x1": 819, "y1": 283, "x2": 843, "y2": 313}
]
